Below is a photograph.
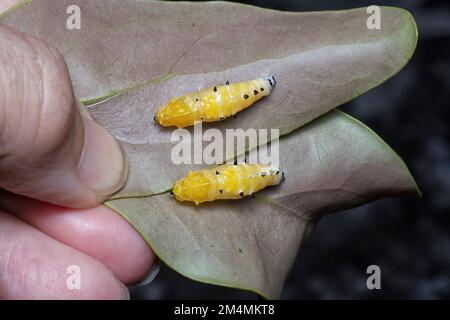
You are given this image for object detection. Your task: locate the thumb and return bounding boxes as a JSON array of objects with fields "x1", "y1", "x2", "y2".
[{"x1": 0, "y1": 24, "x2": 128, "y2": 208}]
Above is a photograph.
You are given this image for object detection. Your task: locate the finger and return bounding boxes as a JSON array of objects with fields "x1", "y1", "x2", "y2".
[
  {"x1": 0, "y1": 210, "x2": 130, "y2": 299},
  {"x1": 0, "y1": 24, "x2": 127, "y2": 208},
  {"x1": 0, "y1": 189, "x2": 155, "y2": 285}
]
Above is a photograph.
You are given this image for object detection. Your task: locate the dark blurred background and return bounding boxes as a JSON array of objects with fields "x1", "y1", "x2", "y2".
[{"x1": 130, "y1": 0, "x2": 450, "y2": 299}]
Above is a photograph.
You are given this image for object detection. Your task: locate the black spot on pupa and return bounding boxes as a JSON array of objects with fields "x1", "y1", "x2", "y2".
[
  {"x1": 268, "y1": 79, "x2": 273, "y2": 87},
  {"x1": 251, "y1": 193, "x2": 255, "y2": 199},
  {"x1": 239, "y1": 192, "x2": 244, "y2": 198},
  {"x1": 170, "y1": 190, "x2": 174, "y2": 195},
  {"x1": 260, "y1": 87, "x2": 264, "y2": 91},
  {"x1": 243, "y1": 94, "x2": 249, "y2": 99},
  {"x1": 220, "y1": 117, "x2": 224, "y2": 120},
  {"x1": 195, "y1": 98, "x2": 199, "y2": 101},
  {"x1": 276, "y1": 171, "x2": 280, "y2": 175},
  {"x1": 200, "y1": 117, "x2": 204, "y2": 120},
  {"x1": 213, "y1": 86, "x2": 217, "y2": 92},
  {"x1": 219, "y1": 189, "x2": 223, "y2": 194},
  {"x1": 216, "y1": 171, "x2": 220, "y2": 175},
  {"x1": 226, "y1": 80, "x2": 230, "y2": 85},
  {"x1": 261, "y1": 172, "x2": 267, "y2": 177},
  {"x1": 253, "y1": 90, "x2": 259, "y2": 95}
]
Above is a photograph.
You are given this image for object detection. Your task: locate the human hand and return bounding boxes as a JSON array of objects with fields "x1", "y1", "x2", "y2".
[{"x1": 0, "y1": 22, "x2": 155, "y2": 299}]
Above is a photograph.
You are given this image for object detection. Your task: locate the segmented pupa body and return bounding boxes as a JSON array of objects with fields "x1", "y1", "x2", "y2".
[
  {"x1": 172, "y1": 163, "x2": 284, "y2": 205},
  {"x1": 155, "y1": 76, "x2": 276, "y2": 128}
]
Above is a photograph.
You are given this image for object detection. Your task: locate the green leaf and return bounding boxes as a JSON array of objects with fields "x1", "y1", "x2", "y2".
[
  {"x1": 1, "y1": 1, "x2": 418, "y2": 197},
  {"x1": 106, "y1": 110, "x2": 420, "y2": 299}
]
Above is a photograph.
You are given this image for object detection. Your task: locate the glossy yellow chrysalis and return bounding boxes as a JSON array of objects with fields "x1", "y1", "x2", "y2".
[
  {"x1": 172, "y1": 163, "x2": 284, "y2": 205},
  {"x1": 155, "y1": 76, "x2": 276, "y2": 128}
]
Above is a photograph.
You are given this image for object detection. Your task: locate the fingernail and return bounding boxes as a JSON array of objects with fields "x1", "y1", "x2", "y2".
[
  {"x1": 117, "y1": 281, "x2": 130, "y2": 300},
  {"x1": 135, "y1": 260, "x2": 161, "y2": 287},
  {"x1": 78, "y1": 116, "x2": 128, "y2": 198}
]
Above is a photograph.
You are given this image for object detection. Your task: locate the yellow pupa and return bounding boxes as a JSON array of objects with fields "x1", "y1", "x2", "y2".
[
  {"x1": 171, "y1": 163, "x2": 284, "y2": 205},
  {"x1": 154, "y1": 76, "x2": 276, "y2": 128}
]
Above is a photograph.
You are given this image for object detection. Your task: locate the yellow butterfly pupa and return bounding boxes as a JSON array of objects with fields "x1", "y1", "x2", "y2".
[
  {"x1": 154, "y1": 76, "x2": 276, "y2": 128},
  {"x1": 171, "y1": 163, "x2": 284, "y2": 206}
]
